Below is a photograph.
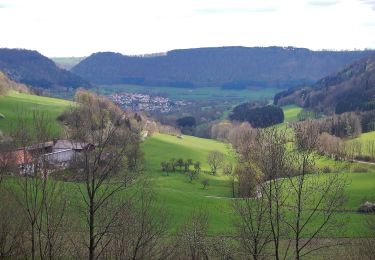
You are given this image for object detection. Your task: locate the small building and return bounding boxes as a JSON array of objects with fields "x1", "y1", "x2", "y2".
[{"x1": 0, "y1": 139, "x2": 95, "y2": 175}]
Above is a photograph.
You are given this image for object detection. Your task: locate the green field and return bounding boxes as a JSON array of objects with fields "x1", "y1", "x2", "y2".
[
  {"x1": 141, "y1": 134, "x2": 375, "y2": 236},
  {"x1": 141, "y1": 134, "x2": 235, "y2": 233},
  {"x1": 96, "y1": 84, "x2": 281, "y2": 102},
  {"x1": 0, "y1": 91, "x2": 72, "y2": 135},
  {"x1": 282, "y1": 105, "x2": 303, "y2": 122},
  {"x1": 347, "y1": 131, "x2": 375, "y2": 156}
]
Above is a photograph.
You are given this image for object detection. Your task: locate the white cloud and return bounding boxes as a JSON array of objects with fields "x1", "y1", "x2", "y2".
[{"x1": 0, "y1": 0, "x2": 374, "y2": 56}]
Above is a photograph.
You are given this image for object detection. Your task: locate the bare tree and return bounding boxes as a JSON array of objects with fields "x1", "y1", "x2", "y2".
[
  {"x1": 238, "y1": 126, "x2": 292, "y2": 260},
  {"x1": 36, "y1": 181, "x2": 68, "y2": 260},
  {"x1": 65, "y1": 93, "x2": 142, "y2": 260},
  {"x1": 7, "y1": 109, "x2": 68, "y2": 260},
  {"x1": 233, "y1": 195, "x2": 272, "y2": 260},
  {"x1": 207, "y1": 150, "x2": 225, "y2": 175},
  {"x1": 0, "y1": 187, "x2": 25, "y2": 259},
  {"x1": 172, "y1": 209, "x2": 210, "y2": 260},
  {"x1": 286, "y1": 121, "x2": 348, "y2": 259},
  {"x1": 105, "y1": 182, "x2": 170, "y2": 260}
]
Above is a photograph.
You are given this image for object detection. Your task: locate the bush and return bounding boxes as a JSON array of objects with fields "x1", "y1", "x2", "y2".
[
  {"x1": 201, "y1": 179, "x2": 209, "y2": 189},
  {"x1": 322, "y1": 166, "x2": 332, "y2": 173}
]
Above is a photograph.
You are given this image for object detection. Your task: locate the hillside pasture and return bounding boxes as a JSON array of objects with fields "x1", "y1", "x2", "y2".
[
  {"x1": 282, "y1": 105, "x2": 303, "y2": 122},
  {"x1": 141, "y1": 134, "x2": 375, "y2": 236},
  {"x1": 0, "y1": 91, "x2": 71, "y2": 136}
]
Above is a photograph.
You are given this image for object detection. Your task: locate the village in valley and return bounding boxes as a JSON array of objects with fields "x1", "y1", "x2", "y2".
[{"x1": 108, "y1": 92, "x2": 189, "y2": 113}]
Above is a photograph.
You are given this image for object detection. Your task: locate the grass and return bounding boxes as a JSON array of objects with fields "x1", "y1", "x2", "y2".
[
  {"x1": 95, "y1": 84, "x2": 281, "y2": 102},
  {"x1": 346, "y1": 131, "x2": 375, "y2": 157},
  {"x1": 0, "y1": 91, "x2": 72, "y2": 136},
  {"x1": 141, "y1": 134, "x2": 375, "y2": 236},
  {"x1": 282, "y1": 105, "x2": 303, "y2": 122},
  {"x1": 353, "y1": 131, "x2": 375, "y2": 143},
  {"x1": 141, "y1": 134, "x2": 236, "y2": 233}
]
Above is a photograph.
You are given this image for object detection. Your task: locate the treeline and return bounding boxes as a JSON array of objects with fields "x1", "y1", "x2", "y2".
[
  {"x1": 72, "y1": 46, "x2": 374, "y2": 88},
  {"x1": 292, "y1": 110, "x2": 375, "y2": 139}
]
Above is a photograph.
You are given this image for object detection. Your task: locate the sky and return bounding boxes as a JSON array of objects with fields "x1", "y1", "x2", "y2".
[{"x1": 0, "y1": 0, "x2": 375, "y2": 57}]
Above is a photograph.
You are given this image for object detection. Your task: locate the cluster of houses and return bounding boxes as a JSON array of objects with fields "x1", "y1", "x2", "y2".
[
  {"x1": 108, "y1": 92, "x2": 187, "y2": 113},
  {"x1": 0, "y1": 139, "x2": 94, "y2": 175}
]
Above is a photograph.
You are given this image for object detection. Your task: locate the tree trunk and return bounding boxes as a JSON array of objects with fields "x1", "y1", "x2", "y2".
[{"x1": 89, "y1": 195, "x2": 95, "y2": 260}]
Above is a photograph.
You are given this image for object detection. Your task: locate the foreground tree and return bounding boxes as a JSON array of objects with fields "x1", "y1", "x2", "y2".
[
  {"x1": 10, "y1": 110, "x2": 67, "y2": 260},
  {"x1": 286, "y1": 121, "x2": 347, "y2": 259},
  {"x1": 233, "y1": 196, "x2": 272, "y2": 260},
  {"x1": 65, "y1": 92, "x2": 142, "y2": 260},
  {"x1": 105, "y1": 182, "x2": 170, "y2": 259},
  {"x1": 172, "y1": 209, "x2": 210, "y2": 260},
  {"x1": 233, "y1": 123, "x2": 348, "y2": 259}
]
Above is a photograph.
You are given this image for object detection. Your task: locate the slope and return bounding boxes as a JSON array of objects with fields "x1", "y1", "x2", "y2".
[
  {"x1": 72, "y1": 47, "x2": 375, "y2": 88},
  {"x1": 0, "y1": 91, "x2": 72, "y2": 136},
  {"x1": 0, "y1": 48, "x2": 90, "y2": 91},
  {"x1": 275, "y1": 55, "x2": 375, "y2": 114}
]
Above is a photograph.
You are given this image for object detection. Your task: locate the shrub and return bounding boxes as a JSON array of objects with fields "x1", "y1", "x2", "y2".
[
  {"x1": 322, "y1": 166, "x2": 332, "y2": 173},
  {"x1": 201, "y1": 179, "x2": 209, "y2": 189}
]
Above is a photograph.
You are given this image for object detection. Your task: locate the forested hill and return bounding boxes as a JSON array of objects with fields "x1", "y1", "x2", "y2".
[
  {"x1": 0, "y1": 48, "x2": 91, "y2": 90},
  {"x1": 274, "y1": 55, "x2": 375, "y2": 114},
  {"x1": 72, "y1": 47, "x2": 375, "y2": 88}
]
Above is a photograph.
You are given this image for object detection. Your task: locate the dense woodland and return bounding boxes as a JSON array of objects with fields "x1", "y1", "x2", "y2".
[
  {"x1": 275, "y1": 55, "x2": 375, "y2": 114},
  {"x1": 72, "y1": 47, "x2": 375, "y2": 88},
  {"x1": 229, "y1": 103, "x2": 284, "y2": 128},
  {"x1": 0, "y1": 48, "x2": 90, "y2": 92}
]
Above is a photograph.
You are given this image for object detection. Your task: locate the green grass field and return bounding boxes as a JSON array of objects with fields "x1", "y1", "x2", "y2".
[
  {"x1": 346, "y1": 131, "x2": 375, "y2": 156},
  {"x1": 141, "y1": 134, "x2": 375, "y2": 236},
  {"x1": 282, "y1": 105, "x2": 303, "y2": 122},
  {"x1": 96, "y1": 84, "x2": 281, "y2": 102},
  {"x1": 141, "y1": 134, "x2": 235, "y2": 233},
  {"x1": 0, "y1": 91, "x2": 72, "y2": 136}
]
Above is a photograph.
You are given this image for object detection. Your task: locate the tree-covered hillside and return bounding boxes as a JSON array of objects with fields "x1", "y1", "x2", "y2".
[
  {"x1": 72, "y1": 46, "x2": 375, "y2": 88},
  {"x1": 0, "y1": 48, "x2": 91, "y2": 91},
  {"x1": 275, "y1": 55, "x2": 375, "y2": 114}
]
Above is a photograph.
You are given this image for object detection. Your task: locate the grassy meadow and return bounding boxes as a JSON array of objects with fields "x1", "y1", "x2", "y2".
[
  {"x1": 0, "y1": 91, "x2": 72, "y2": 136},
  {"x1": 282, "y1": 105, "x2": 303, "y2": 122},
  {"x1": 141, "y1": 133, "x2": 375, "y2": 236},
  {"x1": 346, "y1": 130, "x2": 375, "y2": 157}
]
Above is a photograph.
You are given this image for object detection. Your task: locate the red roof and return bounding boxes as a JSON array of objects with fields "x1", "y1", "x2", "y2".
[{"x1": 0, "y1": 149, "x2": 33, "y2": 166}]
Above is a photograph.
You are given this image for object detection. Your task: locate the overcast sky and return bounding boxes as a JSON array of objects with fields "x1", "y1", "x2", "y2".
[{"x1": 0, "y1": 0, "x2": 374, "y2": 57}]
